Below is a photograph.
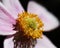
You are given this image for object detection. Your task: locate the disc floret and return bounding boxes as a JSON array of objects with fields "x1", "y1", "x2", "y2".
[{"x1": 16, "y1": 12, "x2": 44, "y2": 39}]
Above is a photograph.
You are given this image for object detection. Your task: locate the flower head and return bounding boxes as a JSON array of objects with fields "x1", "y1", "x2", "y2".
[{"x1": 0, "y1": 0, "x2": 59, "y2": 48}]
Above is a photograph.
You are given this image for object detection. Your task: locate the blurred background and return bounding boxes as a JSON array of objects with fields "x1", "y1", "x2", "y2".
[{"x1": 0, "y1": 0, "x2": 60, "y2": 48}]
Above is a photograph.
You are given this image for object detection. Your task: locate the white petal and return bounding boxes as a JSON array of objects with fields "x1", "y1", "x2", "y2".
[
  {"x1": 4, "y1": 36, "x2": 14, "y2": 48},
  {"x1": 2, "y1": 0, "x2": 24, "y2": 19},
  {"x1": 27, "y1": 1, "x2": 59, "y2": 31},
  {"x1": 35, "y1": 35, "x2": 57, "y2": 48}
]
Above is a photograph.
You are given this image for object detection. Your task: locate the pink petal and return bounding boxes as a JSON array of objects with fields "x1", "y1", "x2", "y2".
[
  {"x1": 0, "y1": 30, "x2": 16, "y2": 35},
  {"x1": 27, "y1": 1, "x2": 59, "y2": 31},
  {"x1": 0, "y1": 2, "x2": 16, "y2": 24},
  {"x1": 35, "y1": 35, "x2": 57, "y2": 48},
  {"x1": 2, "y1": 0, "x2": 24, "y2": 19},
  {"x1": 4, "y1": 36, "x2": 14, "y2": 48},
  {"x1": 0, "y1": 2, "x2": 16, "y2": 35},
  {"x1": 4, "y1": 35, "x2": 57, "y2": 48}
]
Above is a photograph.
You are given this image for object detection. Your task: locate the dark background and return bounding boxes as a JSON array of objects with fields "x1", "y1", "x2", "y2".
[{"x1": 0, "y1": 0, "x2": 60, "y2": 48}]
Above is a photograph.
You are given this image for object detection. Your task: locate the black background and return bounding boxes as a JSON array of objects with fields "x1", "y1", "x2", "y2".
[{"x1": 0, "y1": 0, "x2": 60, "y2": 48}]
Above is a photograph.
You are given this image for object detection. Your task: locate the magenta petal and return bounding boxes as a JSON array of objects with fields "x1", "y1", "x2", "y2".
[
  {"x1": 27, "y1": 1, "x2": 59, "y2": 31},
  {"x1": 2, "y1": 0, "x2": 24, "y2": 19}
]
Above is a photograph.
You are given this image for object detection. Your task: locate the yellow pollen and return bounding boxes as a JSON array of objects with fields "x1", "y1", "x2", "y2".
[{"x1": 16, "y1": 12, "x2": 44, "y2": 39}]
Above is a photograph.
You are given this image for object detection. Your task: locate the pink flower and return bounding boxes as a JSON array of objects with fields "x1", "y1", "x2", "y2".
[{"x1": 0, "y1": 0, "x2": 59, "y2": 48}]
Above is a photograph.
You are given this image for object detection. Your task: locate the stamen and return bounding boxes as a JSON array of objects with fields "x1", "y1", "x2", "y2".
[
  {"x1": 16, "y1": 12, "x2": 44, "y2": 39},
  {"x1": 13, "y1": 12, "x2": 44, "y2": 48}
]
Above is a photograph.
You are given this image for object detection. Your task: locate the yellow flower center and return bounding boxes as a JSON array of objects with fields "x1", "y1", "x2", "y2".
[{"x1": 16, "y1": 12, "x2": 44, "y2": 39}]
